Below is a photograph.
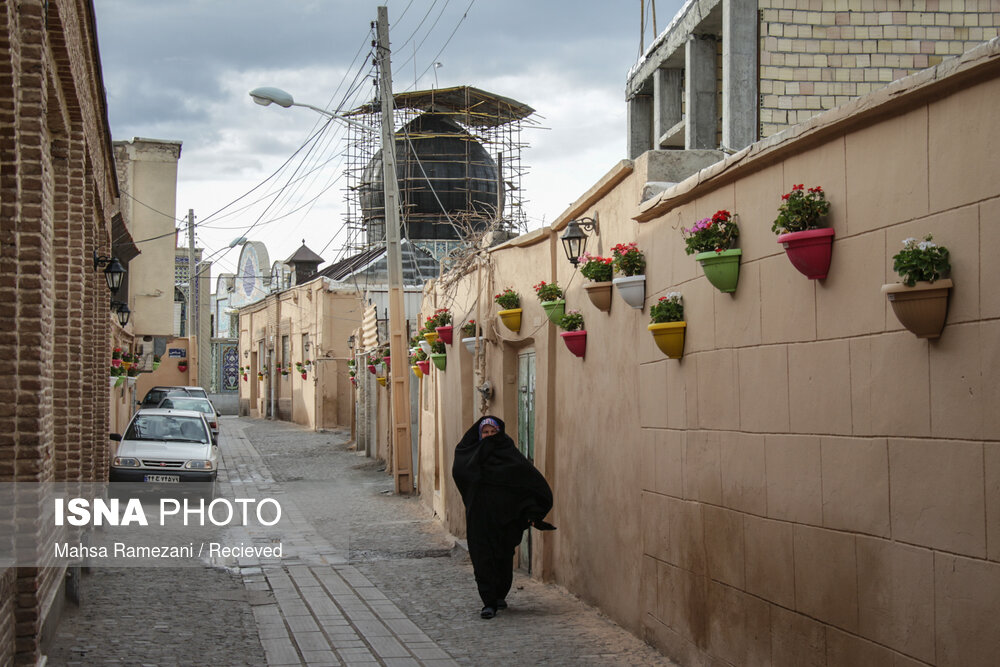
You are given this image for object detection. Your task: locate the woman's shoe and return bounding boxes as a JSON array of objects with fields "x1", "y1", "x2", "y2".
[
  {"x1": 496, "y1": 600, "x2": 508, "y2": 609},
  {"x1": 480, "y1": 606, "x2": 496, "y2": 619}
]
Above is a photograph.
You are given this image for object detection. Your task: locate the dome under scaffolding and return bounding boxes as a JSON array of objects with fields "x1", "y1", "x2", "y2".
[{"x1": 343, "y1": 86, "x2": 537, "y2": 262}]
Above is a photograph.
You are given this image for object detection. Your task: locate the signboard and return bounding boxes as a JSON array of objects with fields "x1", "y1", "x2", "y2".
[{"x1": 168, "y1": 348, "x2": 187, "y2": 358}]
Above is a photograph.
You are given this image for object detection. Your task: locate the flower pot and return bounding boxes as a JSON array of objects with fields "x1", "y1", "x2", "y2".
[
  {"x1": 648, "y1": 321, "x2": 687, "y2": 359},
  {"x1": 613, "y1": 274, "x2": 646, "y2": 309},
  {"x1": 367, "y1": 364, "x2": 377, "y2": 375},
  {"x1": 430, "y1": 352, "x2": 447, "y2": 371},
  {"x1": 114, "y1": 376, "x2": 125, "y2": 388},
  {"x1": 462, "y1": 337, "x2": 484, "y2": 355},
  {"x1": 560, "y1": 330, "x2": 587, "y2": 358},
  {"x1": 111, "y1": 358, "x2": 121, "y2": 368},
  {"x1": 882, "y1": 279, "x2": 952, "y2": 338},
  {"x1": 411, "y1": 364, "x2": 424, "y2": 379},
  {"x1": 152, "y1": 361, "x2": 160, "y2": 371},
  {"x1": 257, "y1": 373, "x2": 264, "y2": 381},
  {"x1": 242, "y1": 374, "x2": 248, "y2": 381},
  {"x1": 435, "y1": 325, "x2": 453, "y2": 345},
  {"x1": 108, "y1": 376, "x2": 118, "y2": 389},
  {"x1": 121, "y1": 361, "x2": 132, "y2": 371},
  {"x1": 583, "y1": 281, "x2": 613, "y2": 312},
  {"x1": 177, "y1": 365, "x2": 187, "y2": 373},
  {"x1": 377, "y1": 376, "x2": 387, "y2": 387},
  {"x1": 541, "y1": 299, "x2": 565, "y2": 325},
  {"x1": 416, "y1": 360, "x2": 431, "y2": 375},
  {"x1": 778, "y1": 228, "x2": 835, "y2": 279},
  {"x1": 418, "y1": 340, "x2": 433, "y2": 357},
  {"x1": 423, "y1": 330, "x2": 439, "y2": 345},
  {"x1": 301, "y1": 372, "x2": 307, "y2": 380},
  {"x1": 498, "y1": 308, "x2": 522, "y2": 333},
  {"x1": 695, "y1": 248, "x2": 742, "y2": 293},
  {"x1": 350, "y1": 377, "x2": 357, "y2": 386}
]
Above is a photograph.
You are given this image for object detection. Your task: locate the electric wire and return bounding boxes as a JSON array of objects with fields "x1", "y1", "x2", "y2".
[{"x1": 403, "y1": 0, "x2": 476, "y2": 93}]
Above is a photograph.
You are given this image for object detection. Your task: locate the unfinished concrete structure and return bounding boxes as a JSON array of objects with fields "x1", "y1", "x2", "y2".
[{"x1": 627, "y1": 0, "x2": 1000, "y2": 156}]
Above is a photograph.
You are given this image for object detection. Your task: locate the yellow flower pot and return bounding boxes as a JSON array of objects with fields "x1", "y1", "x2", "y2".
[
  {"x1": 648, "y1": 321, "x2": 686, "y2": 359},
  {"x1": 411, "y1": 364, "x2": 423, "y2": 379},
  {"x1": 498, "y1": 308, "x2": 522, "y2": 333},
  {"x1": 377, "y1": 376, "x2": 387, "y2": 387},
  {"x1": 423, "y1": 331, "x2": 439, "y2": 345}
]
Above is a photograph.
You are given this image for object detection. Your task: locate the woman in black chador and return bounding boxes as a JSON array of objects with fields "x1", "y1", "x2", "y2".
[{"x1": 452, "y1": 416, "x2": 555, "y2": 619}]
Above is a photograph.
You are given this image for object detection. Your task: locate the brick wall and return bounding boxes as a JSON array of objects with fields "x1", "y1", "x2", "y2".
[
  {"x1": 0, "y1": 0, "x2": 119, "y2": 662},
  {"x1": 759, "y1": 0, "x2": 1000, "y2": 136}
]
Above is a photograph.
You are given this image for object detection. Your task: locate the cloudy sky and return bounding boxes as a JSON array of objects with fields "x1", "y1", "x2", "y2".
[{"x1": 94, "y1": 0, "x2": 684, "y2": 282}]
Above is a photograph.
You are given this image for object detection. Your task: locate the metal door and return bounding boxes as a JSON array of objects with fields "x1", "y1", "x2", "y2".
[{"x1": 517, "y1": 350, "x2": 536, "y2": 571}]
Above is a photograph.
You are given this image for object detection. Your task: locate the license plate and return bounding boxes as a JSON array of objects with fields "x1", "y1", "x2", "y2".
[{"x1": 144, "y1": 474, "x2": 180, "y2": 483}]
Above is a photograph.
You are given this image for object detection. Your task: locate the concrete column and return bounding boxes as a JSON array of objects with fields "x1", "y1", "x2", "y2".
[
  {"x1": 723, "y1": 0, "x2": 759, "y2": 150},
  {"x1": 626, "y1": 93, "x2": 653, "y2": 159},
  {"x1": 685, "y1": 35, "x2": 718, "y2": 150},
  {"x1": 653, "y1": 68, "x2": 683, "y2": 147}
]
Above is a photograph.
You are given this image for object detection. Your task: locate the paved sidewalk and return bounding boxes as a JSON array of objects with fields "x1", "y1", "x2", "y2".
[{"x1": 229, "y1": 417, "x2": 675, "y2": 667}]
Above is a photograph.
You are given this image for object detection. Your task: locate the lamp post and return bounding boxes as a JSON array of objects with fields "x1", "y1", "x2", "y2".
[{"x1": 248, "y1": 6, "x2": 414, "y2": 494}]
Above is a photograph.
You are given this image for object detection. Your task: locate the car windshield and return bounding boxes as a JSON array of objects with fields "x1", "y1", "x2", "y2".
[
  {"x1": 124, "y1": 415, "x2": 208, "y2": 443},
  {"x1": 158, "y1": 398, "x2": 212, "y2": 414},
  {"x1": 186, "y1": 388, "x2": 209, "y2": 400}
]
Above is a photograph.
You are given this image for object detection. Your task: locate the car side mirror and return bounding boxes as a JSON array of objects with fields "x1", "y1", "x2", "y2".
[{"x1": 109, "y1": 433, "x2": 122, "y2": 441}]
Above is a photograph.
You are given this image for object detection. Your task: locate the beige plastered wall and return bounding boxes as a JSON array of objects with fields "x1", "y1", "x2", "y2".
[
  {"x1": 238, "y1": 281, "x2": 364, "y2": 429},
  {"x1": 416, "y1": 40, "x2": 1000, "y2": 667}
]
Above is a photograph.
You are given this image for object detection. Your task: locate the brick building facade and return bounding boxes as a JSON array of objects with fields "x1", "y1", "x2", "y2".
[
  {"x1": 0, "y1": 0, "x2": 120, "y2": 663},
  {"x1": 626, "y1": 0, "x2": 1000, "y2": 156}
]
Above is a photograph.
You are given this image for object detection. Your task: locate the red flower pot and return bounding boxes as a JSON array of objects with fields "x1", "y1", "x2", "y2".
[
  {"x1": 178, "y1": 365, "x2": 187, "y2": 373},
  {"x1": 435, "y1": 325, "x2": 453, "y2": 345},
  {"x1": 416, "y1": 360, "x2": 431, "y2": 375},
  {"x1": 111, "y1": 358, "x2": 121, "y2": 368},
  {"x1": 367, "y1": 364, "x2": 377, "y2": 375},
  {"x1": 560, "y1": 330, "x2": 587, "y2": 358},
  {"x1": 383, "y1": 356, "x2": 390, "y2": 369},
  {"x1": 778, "y1": 228, "x2": 835, "y2": 279},
  {"x1": 301, "y1": 372, "x2": 307, "y2": 379}
]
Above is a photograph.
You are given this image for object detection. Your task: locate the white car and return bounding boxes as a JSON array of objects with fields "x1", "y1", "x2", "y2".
[
  {"x1": 156, "y1": 396, "x2": 219, "y2": 443},
  {"x1": 109, "y1": 409, "x2": 218, "y2": 484}
]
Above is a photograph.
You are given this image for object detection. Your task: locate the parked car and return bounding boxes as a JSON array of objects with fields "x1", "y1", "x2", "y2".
[
  {"x1": 138, "y1": 386, "x2": 195, "y2": 410},
  {"x1": 157, "y1": 396, "x2": 219, "y2": 443},
  {"x1": 109, "y1": 409, "x2": 218, "y2": 484}
]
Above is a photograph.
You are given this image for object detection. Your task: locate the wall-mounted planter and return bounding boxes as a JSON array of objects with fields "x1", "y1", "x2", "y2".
[
  {"x1": 695, "y1": 249, "x2": 742, "y2": 293},
  {"x1": 377, "y1": 376, "x2": 387, "y2": 387},
  {"x1": 383, "y1": 356, "x2": 391, "y2": 370},
  {"x1": 613, "y1": 274, "x2": 646, "y2": 309},
  {"x1": 367, "y1": 364, "x2": 377, "y2": 375},
  {"x1": 778, "y1": 228, "x2": 835, "y2": 279},
  {"x1": 541, "y1": 300, "x2": 566, "y2": 324},
  {"x1": 435, "y1": 325, "x2": 453, "y2": 345},
  {"x1": 109, "y1": 376, "x2": 119, "y2": 389},
  {"x1": 648, "y1": 321, "x2": 686, "y2": 359},
  {"x1": 462, "y1": 337, "x2": 484, "y2": 355},
  {"x1": 418, "y1": 340, "x2": 432, "y2": 356},
  {"x1": 882, "y1": 279, "x2": 952, "y2": 338},
  {"x1": 115, "y1": 376, "x2": 126, "y2": 388},
  {"x1": 498, "y1": 308, "x2": 523, "y2": 333},
  {"x1": 423, "y1": 330, "x2": 439, "y2": 345},
  {"x1": 411, "y1": 364, "x2": 423, "y2": 379},
  {"x1": 583, "y1": 281, "x2": 613, "y2": 312},
  {"x1": 560, "y1": 330, "x2": 587, "y2": 358},
  {"x1": 416, "y1": 360, "x2": 431, "y2": 375},
  {"x1": 430, "y1": 352, "x2": 447, "y2": 371}
]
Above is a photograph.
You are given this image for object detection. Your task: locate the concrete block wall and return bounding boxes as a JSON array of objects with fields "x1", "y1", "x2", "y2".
[
  {"x1": 0, "y1": 0, "x2": 120, "y2": 663},
  {"x1": 759, "y1": 0, "x2": 1000, "y2": 136}
]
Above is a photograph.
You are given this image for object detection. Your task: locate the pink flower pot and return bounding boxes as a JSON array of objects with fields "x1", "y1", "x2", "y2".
[
  {"x1": 560, "y1": 330, "x2": 587, "y2": 358},
  {"x1": 777, "y1": 228, "x2": 835, "y2": 279},
  {"x1": 367, "y1": 364, "x2": 377, "y2": 375},
  {"x1": 111, "y1": 358, "x2": 121, "y2": 368},
  {"x1": 435, "y1": 325, "x2": 453, "y2": 345},
  {"x1": 416, "y1": 360, "x2": 431, "y2": 375}
]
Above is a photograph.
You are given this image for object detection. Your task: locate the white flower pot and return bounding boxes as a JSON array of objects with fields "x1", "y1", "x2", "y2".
[
  {"x1": 613, "y1": 274, "x2": 646, "y2": 309},
  {"x1": 418, "y1": 340, "x2": 432, "y2": 357},
  {"x1": 462, "y1": 337, "x2": 484, "y2": 355}
]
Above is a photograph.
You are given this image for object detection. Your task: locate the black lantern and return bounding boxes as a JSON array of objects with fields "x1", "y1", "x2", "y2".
[
  {"x1": 560, "y1": 214, "x2": 599, "y2": 267},
  {"x1": 111, "y1": 301, "x2": 131, "y2": 327},
  {"x1": 93, "y1": 250, "x2": 126, "y2": 294}
]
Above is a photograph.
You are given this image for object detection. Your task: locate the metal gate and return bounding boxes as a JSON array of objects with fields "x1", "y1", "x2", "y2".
[
  {"x1": 517, "y1": 350, "x2": 536, "y2": 571},
  {"x1": 212, "y1": 338, "x2": 239, "y2": 393}
]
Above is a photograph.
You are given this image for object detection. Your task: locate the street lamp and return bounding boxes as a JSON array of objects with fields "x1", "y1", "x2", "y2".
[
  {"x1": 560, "y1": 214, "x2": 599, "y2": 267},
  {"x1": 93, "y1": 250, "x2": 126, "y2": 293},
  {"x1": 110, "y1": 300, "x2": 131, "y2": 327},
  {"x1": 249, "y1": 87, "x2": 378, "y2": 134}
]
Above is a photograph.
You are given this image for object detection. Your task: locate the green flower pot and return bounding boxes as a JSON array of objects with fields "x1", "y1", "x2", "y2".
[
  {"x1": 695, "y1": 248, "x2": 742, "y2": 293},
  {"x1": 430, "y1": 352, "x2": 447, "y2": 371},
  {"x1": 541, "y1": 299, "x2": 565, "y2": 324}
]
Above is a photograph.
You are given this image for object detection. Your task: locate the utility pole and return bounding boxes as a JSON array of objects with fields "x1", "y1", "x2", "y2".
[
  {"x1": 187, "y1": 209, "x2": 196, "y2": 343},
  {"x1": 376, "y1": 5, "x2": 414, "y2": 494}
]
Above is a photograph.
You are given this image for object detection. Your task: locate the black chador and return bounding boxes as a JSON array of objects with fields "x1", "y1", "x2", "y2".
[{"x1": 452, "y1": 416, "x2": 555, "y2": 619}]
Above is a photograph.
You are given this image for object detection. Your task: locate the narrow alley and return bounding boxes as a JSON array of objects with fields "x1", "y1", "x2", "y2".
[{"x1": 48, "y1": 417, "x2": 675, "y2": 666}]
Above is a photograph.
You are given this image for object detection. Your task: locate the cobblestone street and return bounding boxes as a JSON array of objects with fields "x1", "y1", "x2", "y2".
[{"x1": 48, "y1": 417, "x2": 674, "y2": 666}]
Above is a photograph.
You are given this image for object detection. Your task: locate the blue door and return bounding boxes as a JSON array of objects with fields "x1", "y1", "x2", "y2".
[{"x1": 517, "y1": 350, "x2": 536, "y2": 571}]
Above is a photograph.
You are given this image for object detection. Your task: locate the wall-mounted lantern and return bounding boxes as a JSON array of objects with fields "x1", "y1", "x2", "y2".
[
  {"x1": 560, "y1": 214, "x2": 599, "y2": 267},
  {"x1": 93, "y1": 250, "x2": 126, "y2": 294}
]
